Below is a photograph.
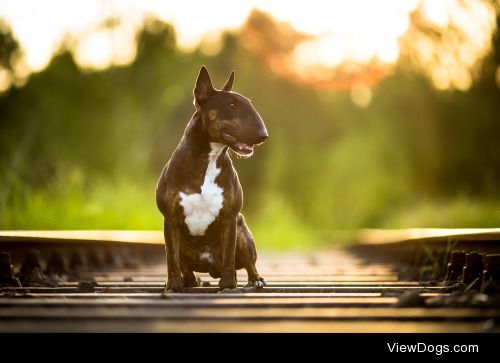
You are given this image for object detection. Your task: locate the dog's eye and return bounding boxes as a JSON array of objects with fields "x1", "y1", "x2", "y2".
[{"x1": 228, "y1": 103, "x2": 236, "y2": 108}]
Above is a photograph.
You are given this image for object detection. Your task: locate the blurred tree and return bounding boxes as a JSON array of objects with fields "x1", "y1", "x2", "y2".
[
  {"x1": 1, "y1": 13, "x2": 499, "y2": 234},
  {"x1": 0, "y1": 19, "x2": 20, "y2": 73}
]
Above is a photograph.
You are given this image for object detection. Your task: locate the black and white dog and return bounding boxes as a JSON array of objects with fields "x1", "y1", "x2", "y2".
[{"x1": 156, "y1": 66, "x2": 268, "y2": 292}]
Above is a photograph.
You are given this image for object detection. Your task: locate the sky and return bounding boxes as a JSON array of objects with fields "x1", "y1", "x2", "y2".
[
  {"x1": 0, "y1": 0, "x2": 497, "y2": 91},
  {"x1": 0, "y1": 0, "x2": 422, "y2": 70}
]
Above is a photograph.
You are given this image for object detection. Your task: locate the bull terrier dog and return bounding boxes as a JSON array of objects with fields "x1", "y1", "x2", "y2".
[{"x1": 156, "y1": 66, "x2": 268, "y2": 292}]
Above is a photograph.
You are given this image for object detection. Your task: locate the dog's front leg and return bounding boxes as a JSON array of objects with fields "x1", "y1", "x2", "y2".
[
  {"x1": 218, "y1": 216, "x2": 237, "y2": 291},
  {"x1": 163, "y1": 219, "x2": 183, "y2": 292}
]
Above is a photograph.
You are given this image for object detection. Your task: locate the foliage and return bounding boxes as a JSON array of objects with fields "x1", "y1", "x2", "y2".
[{"x1": 0, "y1": 16, "x2": 499, "y2": 249}]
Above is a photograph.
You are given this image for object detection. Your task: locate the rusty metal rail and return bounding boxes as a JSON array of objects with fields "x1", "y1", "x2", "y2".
[{"x1": 1, "y1": 229, "x2": 499, "y2": 332}]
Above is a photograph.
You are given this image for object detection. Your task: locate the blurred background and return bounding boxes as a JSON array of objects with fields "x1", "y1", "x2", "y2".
[{"x1": 0, "y1": 0, "x2": 499, "y2": 249}]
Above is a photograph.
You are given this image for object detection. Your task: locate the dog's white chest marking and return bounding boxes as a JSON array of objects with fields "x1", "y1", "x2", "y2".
[{"x1": 179, "y1": 143, "x2": 225, "y2": 236}]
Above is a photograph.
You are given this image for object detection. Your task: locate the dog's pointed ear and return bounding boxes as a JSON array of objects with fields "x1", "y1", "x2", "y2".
[
  {"x1": 222, "y1": 70, "x2": 235, "y2": 92},
  {"x1": 194, "y1": 66, "x2": 214, "y2": 104}
]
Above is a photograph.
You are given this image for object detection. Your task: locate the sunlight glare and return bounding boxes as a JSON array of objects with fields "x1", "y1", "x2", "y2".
[
  {"x1": 0, "y1": 69, "x2": 11, "y2": 92},
  {"x1": 421, "y1": 0, "x2": 450, "y2": 26},
  {"x1": 0, "y1": 0, "x2": 104, "y2": 71},
  {"x1": 76, "y1": 32, "x2": 114, "y2": 70},
  {"x1": 350, "y1": 83, "x2": 372, "y2": 108},
  {"x1": 406, "y1": 0, "x2": 496, "y2": 90},
  {"x1": 137, "y1": 0, "x2": 253, "y2": 51},
  {"x1": 258, "y1": 0, "x2": 418, "y2": 68},
  {"x1": 0, "y1": 0, "x2": 497, "y2": 91}
]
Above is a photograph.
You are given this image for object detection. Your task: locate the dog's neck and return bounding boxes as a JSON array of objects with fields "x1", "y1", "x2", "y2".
[{"x1": 182, "y1": 113, "x2": 227, "y2": 157}]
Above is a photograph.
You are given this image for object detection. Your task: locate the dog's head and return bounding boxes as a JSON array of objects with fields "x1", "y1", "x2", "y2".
[{"x1": 193, "y1": 66, "x2": 268, "y2": 157}]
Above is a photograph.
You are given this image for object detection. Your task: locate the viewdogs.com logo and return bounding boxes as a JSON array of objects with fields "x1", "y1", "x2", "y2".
[{"x1": 387, "y1": 343, "x2": 479, "y2": 355}]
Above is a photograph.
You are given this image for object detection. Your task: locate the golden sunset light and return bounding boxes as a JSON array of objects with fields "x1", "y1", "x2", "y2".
[
  {"x1": 0, "y1": 0, "x2": 496, "y2": 91},
  {"x1": 1, "y1": 0, "x2": 500, "y2": 336}
]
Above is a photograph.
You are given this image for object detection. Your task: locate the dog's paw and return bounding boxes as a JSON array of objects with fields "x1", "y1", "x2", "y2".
[
  {"x1": 243, "y1": 278, "x2": 266, "y2": 290},
  {"x1": 165, "y1": 279, "x2": 183, "y2": 293},
  {"x1": 253, "y1": 279, "x2": 265, "y2": 289},
  {"x1": 218, "y1": 274, "x2": 237, "y2": 291}
]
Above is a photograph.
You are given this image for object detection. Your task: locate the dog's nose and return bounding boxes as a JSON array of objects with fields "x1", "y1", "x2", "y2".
[{"x1": 256, "y1": 132, "x2": 268, "y2": 143}]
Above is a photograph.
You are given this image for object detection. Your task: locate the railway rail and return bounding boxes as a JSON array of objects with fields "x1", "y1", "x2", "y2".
[{"x1": 0, "y1": 229, "x2": 499, "y2": 332}]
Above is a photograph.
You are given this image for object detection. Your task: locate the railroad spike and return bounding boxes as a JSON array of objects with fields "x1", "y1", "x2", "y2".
[
  {"x1": 0, "y1": 252, "x2": 22, "y2": 287},
  {"x1": 16, "y1": 250, "x2": 57, "y2": 287}
]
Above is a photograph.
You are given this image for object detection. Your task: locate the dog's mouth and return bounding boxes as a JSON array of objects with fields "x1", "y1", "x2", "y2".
[{"x1": 221, "y1": 133, "x2": 255, "y2": 157}]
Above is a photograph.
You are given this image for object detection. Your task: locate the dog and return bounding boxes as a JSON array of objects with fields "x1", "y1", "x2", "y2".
[{"x1": 156, "y1": 66, "x2": 268, "y2": 292}]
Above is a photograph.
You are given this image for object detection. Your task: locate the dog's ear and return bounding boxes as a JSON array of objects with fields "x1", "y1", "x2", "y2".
[
  {"x1": 194, "y1": 66, "x2": 214, "y2": 104},
  {"x1": 222, "y1": 70, "x2": 235, "y2": 92}
]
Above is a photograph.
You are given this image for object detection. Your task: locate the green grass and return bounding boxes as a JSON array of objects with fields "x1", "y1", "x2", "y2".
[
  {"x1": 0, "y1": 177, "x2": 324, "y2": 250},
  {"x1": 248, "y1": 196, "x2": 325, "y2": 250},
  {"x1": 0, "y1": 174, "x2": 161, "y2": 230},
  {"x1": 383, "y1": 197, "x2": 500, "y2": 228},
  {"x1": 1, "y1": 173, "x2": 498, "y2": 250}
]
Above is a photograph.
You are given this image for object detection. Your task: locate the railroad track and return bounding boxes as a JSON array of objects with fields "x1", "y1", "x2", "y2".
[{"x1": 0, "y1": 230, "x2": 499, "y2": 332}]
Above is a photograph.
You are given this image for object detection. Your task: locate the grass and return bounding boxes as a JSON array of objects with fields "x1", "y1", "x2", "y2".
[
  {"x1": 1, "y1": 172, "x2": 498, "y2": 250},
  {"x1": 383, "y1": 197, "x2": 500, "y2": 228},
  {"x1": 0, "y1": 173, "x2": 325, "y2": 250},
  {"x1": 0, "y1": 173, "x2": 161, "y2": 230},
  {"x1": 419, "y1": 237, "x2": 459, "y2": 280},
  {"x1": 248, "y1": 196, "x2": 327, "y2": 250}
]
